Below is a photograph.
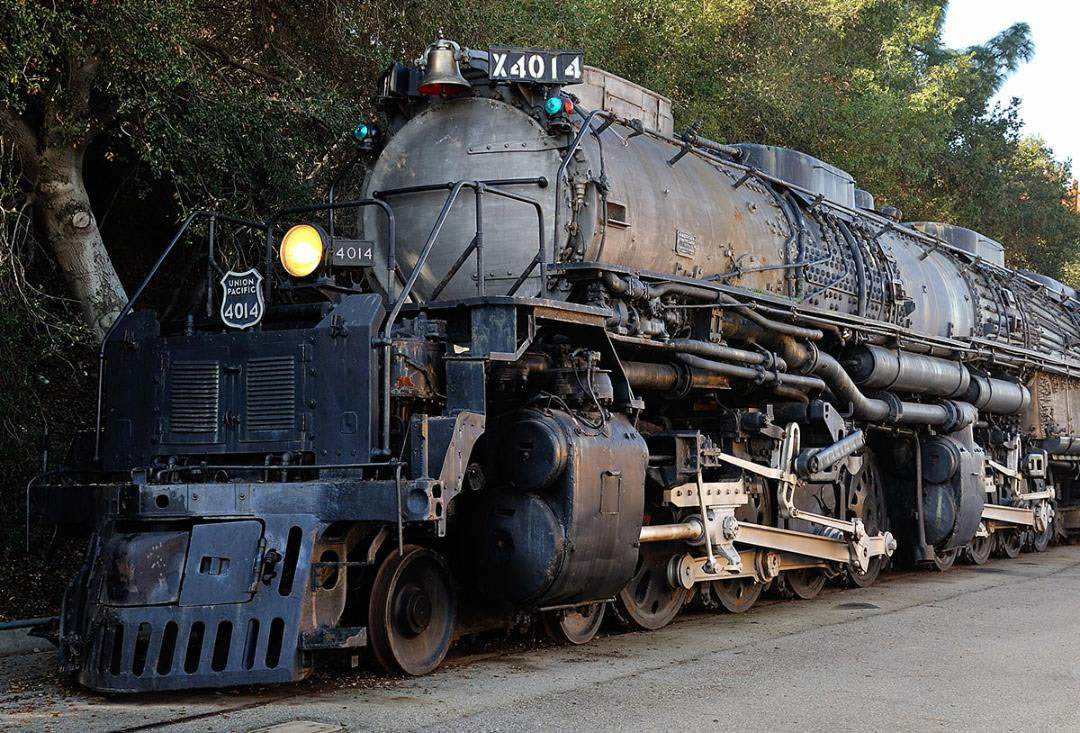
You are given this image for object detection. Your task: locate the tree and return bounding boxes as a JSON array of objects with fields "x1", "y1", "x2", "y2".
[
  {"x1": 0, "y1": 1, "x2": 375, "y2": 336},
  {"x1": 0, "y1": 2, "x2": 203, "y2": 336}
]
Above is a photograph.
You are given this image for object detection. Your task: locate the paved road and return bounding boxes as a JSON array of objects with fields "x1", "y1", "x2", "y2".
[{"x1": 4, "y1": 545, "x2": 1080, "y2": 732}]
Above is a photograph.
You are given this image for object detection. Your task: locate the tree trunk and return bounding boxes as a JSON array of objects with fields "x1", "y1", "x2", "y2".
[{"x1": 35, "y1": 144, "x2": 127, "y2": 340}]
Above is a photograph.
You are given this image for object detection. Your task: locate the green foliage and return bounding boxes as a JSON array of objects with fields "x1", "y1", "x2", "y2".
[
  {"x1": 6, "y1": 1, "x2": 1074, "y2": 271},
  {"x1": 1, "y1": 0, "x2": 196, "y2": 146}
]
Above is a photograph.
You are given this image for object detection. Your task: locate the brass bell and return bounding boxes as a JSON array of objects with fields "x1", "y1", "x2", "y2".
[{"x1": 418, "y1": 39, "x2": 471, "y2": 96}]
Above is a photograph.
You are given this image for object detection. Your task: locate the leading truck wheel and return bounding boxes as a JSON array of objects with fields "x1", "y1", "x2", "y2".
[
  {"x1": 542, "y1": 602, "x2": 606, "y2": 644},
  {"x1": 368, "y1": 545, "x2": 456, "y2": 675}
]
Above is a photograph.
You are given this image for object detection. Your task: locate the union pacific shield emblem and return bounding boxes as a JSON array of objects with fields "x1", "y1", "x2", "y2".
[{"x1": 220, "y1": 268, "x2": 265, "y2": 329}]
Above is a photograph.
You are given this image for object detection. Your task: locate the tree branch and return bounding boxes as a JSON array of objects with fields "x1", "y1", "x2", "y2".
[{"x1": 193, "y1": 41, "x2": 288, "y2": 85}]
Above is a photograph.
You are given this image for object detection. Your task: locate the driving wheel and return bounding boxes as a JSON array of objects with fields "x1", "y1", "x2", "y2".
[
  {"x1": 845, "y1": 456, "x2": 887, "y2": 587},
  {"x1": 700, "y1": 477, "x2": 770, "y2": 612},
  {"x1": 931, "y1": 547, "x2": 959, "y2": 571},
  {"x1": 776, "y1": 569, "x2": 827, "y2": 599},
  {"x1": 1030, "y1": 520, "x2": 1053, "y2": 553},
  {"x1": 995, "y1": 529, "x2": 1023, "y2": 559},
  {"x1": 542, "y1": 602, "x2": 606, "y2": 645},
  {"x1": 368, "y1": 544, "x2": 456, "y2": 675},
  {"x1": 614, "y1": 538, "x2": 689, "y2": 630},
  {"x1": 964, "y1": 533, "x2": 993, "y2": 565},
  {"x1": 705, "y1": 577, "x2": 764, "y2": 613}
]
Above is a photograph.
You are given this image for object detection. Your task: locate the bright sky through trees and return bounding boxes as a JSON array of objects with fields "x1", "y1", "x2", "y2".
[{"x1": 943, "y1": 0, "x2": 1079, "y2": 169}]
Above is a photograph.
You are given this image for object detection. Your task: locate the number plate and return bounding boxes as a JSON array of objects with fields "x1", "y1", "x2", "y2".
[
  {"x1": 489, "y1": 46, "x2": 584, "y2": 84},
  {"x1": 331, "y1": 238, "x2": 375, "y2": 267}
]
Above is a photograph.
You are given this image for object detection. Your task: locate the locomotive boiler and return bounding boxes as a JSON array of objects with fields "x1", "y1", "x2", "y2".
[{"x1": 32, "y1": 39, "x2": 1080, "y2": 693}]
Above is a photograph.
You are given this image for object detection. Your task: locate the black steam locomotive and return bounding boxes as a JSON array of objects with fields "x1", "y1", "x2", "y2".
[{"x1": 34, "y1": 40, "x2": 1079, "y2": 693}]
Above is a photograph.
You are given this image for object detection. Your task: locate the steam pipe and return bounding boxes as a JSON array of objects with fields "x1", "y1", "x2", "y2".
[
  {"x1": 683, "y1": 131, "x2": 744, "y2": 159},
  {"x1": 621, "y1": 360, "x2": 733, "y2": 392},
  {"x1": 600, "y1": 272, "x2": 824, "y2": 341},
  {"x1": 669, "y1": 338, "x2": 787, "y2": 371},
  {"x1": 676, "y1": 353, "x2": 826, "y2": 391},
  {"x1": 555, "y1": 110, "x2": 614, "y2": 252},
  {"x1": 963, "y1": 374, "x2": 1030, "y2": 414},
  {"x1": 1041, "y1": 436, "x2": 1080, "y2": 456},
  {"x1": 775, "y1": 339, "x2": 977, "y2": 430},
  {"x1": 842, "y1": 344, "x2": 970, "y2": 397}
]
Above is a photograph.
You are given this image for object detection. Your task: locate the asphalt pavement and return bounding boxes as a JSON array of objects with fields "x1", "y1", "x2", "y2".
[{"x1": 3, "y1": 544, "x2": 1080, "y2": 732}]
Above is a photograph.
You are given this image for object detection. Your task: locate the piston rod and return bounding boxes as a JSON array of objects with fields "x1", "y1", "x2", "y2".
[{"x1": 639, "y1": 519, "x2": 704, "y2": 543}]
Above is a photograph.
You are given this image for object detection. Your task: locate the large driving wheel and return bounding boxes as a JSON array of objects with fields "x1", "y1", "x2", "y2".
[
  {"x1": 776, "y1": 569, "x2": 827, "y2": 599},
  {"x1": 702, "y1": 478, "x2": 770, "y2": 612},
  {"x1": 542, "y1": 602, "x2": 606, "y2": 645},
  {"x1": 995, "y1": 529, "x2": 1023, "y2": 559},
  {"x1": 705, "y1": 577, "x2": 764, "y2": 613},
  {"x1": 930, "y1": 547, "x2": 959, "y2": 571},
  {"x1": 965, "y1": 533, "x2": 993, "y2": 565},
  {"x1": 845, "y1": 456, "x2": 887, "y2": 587},
  {"x1": 368, "y1": 545, "x2": 456, "y2": 675},
  {"x1": 614, "y1": 538, "x2": 689, "y2": 630}
]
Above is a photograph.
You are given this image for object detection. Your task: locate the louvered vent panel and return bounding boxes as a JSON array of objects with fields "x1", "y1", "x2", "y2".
[
  {"x1": 246, "y1": 356, "x2": 296, "y2": 432},
  {"x1": 168, "y1": 362, "x2": 220, "y2": 434}
]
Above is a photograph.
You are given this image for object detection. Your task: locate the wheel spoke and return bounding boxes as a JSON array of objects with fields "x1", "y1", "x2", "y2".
[
  {"x1": 709, "y1": 577, "x2": 763, "y2": 613},
  {"x1": 615, "y1": 542, "x2": 688, "y2": 630},
  {"x1": 777, "y1": 569, "x2": 826, "y2": 599},
  {"x1": 965, "y1": 534, "x2": 993, "y2": 565}
]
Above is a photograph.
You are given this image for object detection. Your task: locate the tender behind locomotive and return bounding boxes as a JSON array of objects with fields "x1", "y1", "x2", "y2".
[{"x1": 34, "y1": 40, "x2": 1080, "y2": 692}]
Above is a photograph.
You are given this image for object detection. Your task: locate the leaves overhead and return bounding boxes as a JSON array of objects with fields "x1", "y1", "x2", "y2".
[{"x1": 4, "y1": 1, "x2": 1077, "y2": 278}]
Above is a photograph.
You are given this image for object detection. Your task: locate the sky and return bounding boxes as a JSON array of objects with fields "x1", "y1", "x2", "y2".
[{"x1": 942, "y1": 0, "x2": 1079, "y2": 171}]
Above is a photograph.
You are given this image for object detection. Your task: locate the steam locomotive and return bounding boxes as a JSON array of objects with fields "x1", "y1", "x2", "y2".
[{"x1": 34, "y1": 40, "x2": 1080, "y2": 693}]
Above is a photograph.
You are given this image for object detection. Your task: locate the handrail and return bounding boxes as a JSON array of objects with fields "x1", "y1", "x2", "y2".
[
  {"x1": 552, "y1": 110, "x2": 615, "y2": 256},
  {"x1": 327, "y1": 150, "x2": 364, "y2": 240},
  {"x1": 266, "y1": 198, "x2": 397, "y2": 301},
  {"x1": 94, "y1": 180, "x2": 543, "y2": 464},
  {"x1": 94, "y1": 210, "x2": 267, "y2": 461},
  {"x1": 373, "y1": 179, "x2": 546, "y2": 457}
]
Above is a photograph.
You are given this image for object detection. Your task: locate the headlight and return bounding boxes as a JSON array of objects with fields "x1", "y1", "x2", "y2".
[{"x1": 279, "y1": 223, "x2": 326, "y2": 278}]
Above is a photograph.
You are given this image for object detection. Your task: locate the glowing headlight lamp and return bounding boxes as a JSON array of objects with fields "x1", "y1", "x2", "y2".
[{"x1": 279, "y1": 223, "x2": 327, "y2": 278}]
